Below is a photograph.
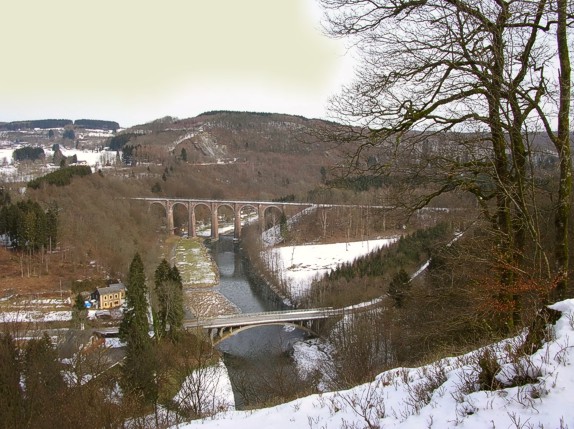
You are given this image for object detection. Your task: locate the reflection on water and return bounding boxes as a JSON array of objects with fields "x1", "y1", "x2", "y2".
[
  {"x1": 209, "y1": 237, "x2": 271, "y2": 314},
  {"x1": 217, "y1": 325, "x2": 309, "y2": 357},
  {"x1": 217, "y1": 325, "x2": 311, "y2": 409},
  {"x1": 207, "y1": 237, "x2": 313, "y2": 408}
]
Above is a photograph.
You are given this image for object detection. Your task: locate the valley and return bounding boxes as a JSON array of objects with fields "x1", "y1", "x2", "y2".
[{"x1": 0, "y1": 111, "x2": 571, "y2": 428}]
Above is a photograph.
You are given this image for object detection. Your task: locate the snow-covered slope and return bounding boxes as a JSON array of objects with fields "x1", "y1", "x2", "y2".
[{"x1": 174, "y1": 299, "x2": 574, "y2": 429}]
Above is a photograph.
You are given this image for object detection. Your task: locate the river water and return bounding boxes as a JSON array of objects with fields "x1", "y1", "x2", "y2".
[{"x1": 207, "y1": 236, "x2": 313, "y2": 409}]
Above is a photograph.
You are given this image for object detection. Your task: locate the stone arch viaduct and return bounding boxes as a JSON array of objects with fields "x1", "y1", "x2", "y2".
[{"x1": 132, "y1": 197, "x2": 316, "y2": 240}]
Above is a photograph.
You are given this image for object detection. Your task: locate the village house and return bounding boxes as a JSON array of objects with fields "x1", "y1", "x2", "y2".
[{"x1": 91, "y1": 283, "x2": 126, "y2": 309}]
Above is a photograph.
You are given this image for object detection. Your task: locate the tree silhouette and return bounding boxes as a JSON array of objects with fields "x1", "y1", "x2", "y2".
[
  {"x1": 153, "y1": 259, "x2": 184, "y2": 340},
  {"x1": 388, "y1": 269, "x2": 410, "y2": 308},
  {"x1": 120, "y1": 253, "x2": 157, "y2": 404},
  {"x1": 0, "y1": 334, "x2": 24, "y2": 428}
]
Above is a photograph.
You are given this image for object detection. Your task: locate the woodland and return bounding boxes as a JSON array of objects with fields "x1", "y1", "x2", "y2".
[
  {"x1": 0, "y1": 104, "x2": 571, "y2": 426},
  {"x1": 0, "y1": 0, "x2": 573, "y2": 425}
]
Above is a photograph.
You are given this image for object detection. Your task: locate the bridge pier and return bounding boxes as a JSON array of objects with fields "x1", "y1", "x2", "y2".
[
  {"x1": 141, "y1": 198, "x2": 313, "y2": 240},
  {"x1": 258, "y1": 205, "x2": 265, "y2": 232},
  {"x1": 167, "y1": 202, "x2": 175, "y2": 234},
  {"x1": 188, "y1": 204, "x2": 196, "y2": 238},
  {"x1": 211, "y1": 202, "x2": 219, "y2": 240},
  {"x1": 234, "y1": 203, "x2": 242, "y2": 240}
]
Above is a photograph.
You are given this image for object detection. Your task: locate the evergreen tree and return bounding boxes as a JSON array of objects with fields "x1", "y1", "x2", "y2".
[
  {"x1": 167, "y1": 265, "x2": 184, "y2": 338},
  {"x1": 45, "y1": 203, "x2": 58, "y2": 250},
  {"x1": 62, "y1": 128, "x2": 75, "y2": 140},
  {"x1": 0, "y1": 334, "x2": 24, "y2": 428},
  {"x1": 320, "y1": 166, "x2": 327, "y2": 184},
  {"x1": 74, "y1": 293, "x2": 85, "y2": 311},
  {"x1": 388, "y1": 269, "x2": 411, "y2": 308},
  {"x1": 0, "y1": 186, "x2": 10, "y2": 207},
  {"x1": 23, "y1": 333, "x2": 65, "y2": 427},
  {"x1": 120, "y1": 253, "x2": 157, "y2": 403},
  {"x1": 151, "y1": 181, "x2": 162, "y2": 194},
  {"x1": 72, "y1": 293, "x2": 87, "y2": 329},
  {"x1": 153, "y1": 259, "x2": 184, "y2": 340},
  {"x1": 153, "y1": 259, "x2": 171, "y2": 338}
]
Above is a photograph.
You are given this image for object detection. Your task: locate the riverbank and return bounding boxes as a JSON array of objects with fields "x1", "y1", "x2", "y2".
[{"x1": 167, "y1": 237, "x2": 239, "y2": 318}]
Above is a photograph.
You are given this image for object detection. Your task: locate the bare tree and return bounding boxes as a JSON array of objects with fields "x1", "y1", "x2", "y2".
[
  {"x1": 319, "y1": 0, "x2": 573, "y2": 313},
  {"x1": 172, "y1": 331, "x2": 232, "y2": 420},
  {"x1": 547, "y1": 0, "x2": 571, "y2": 298}
]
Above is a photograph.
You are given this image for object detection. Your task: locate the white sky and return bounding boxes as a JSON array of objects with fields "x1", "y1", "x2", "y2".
[{"x1": 0, "y1": 0, "x2": 355, "y2": 128}]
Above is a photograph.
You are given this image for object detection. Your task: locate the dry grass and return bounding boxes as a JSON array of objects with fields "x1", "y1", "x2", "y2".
[{"x1": 0, "y1": 247, "x2": 98, "y2": 297}]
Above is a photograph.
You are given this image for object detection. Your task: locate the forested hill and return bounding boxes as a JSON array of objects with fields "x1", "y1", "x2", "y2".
[
  {"x1": 121, "y1": 111, "x2": 339, "y2": 159},
  {"x1": 122, "y1": 111, "x2": 564, "y2": 162},
  {"x1": 0, "y1": 119, "x2": 120, "y2": 131}
]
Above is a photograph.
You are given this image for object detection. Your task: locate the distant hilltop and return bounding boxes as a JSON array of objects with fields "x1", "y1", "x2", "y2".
[{"x1": 0, "y1": 119, "x2": 120, "y2": 131}]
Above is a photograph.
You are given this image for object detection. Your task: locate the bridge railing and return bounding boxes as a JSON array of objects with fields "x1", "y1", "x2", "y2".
[
  {"x1": 183, "y1": 299, "x2": 388, "y2": 328},
  {"x1": 184, "y1": 307, "x2": 341, "y2": 323}
]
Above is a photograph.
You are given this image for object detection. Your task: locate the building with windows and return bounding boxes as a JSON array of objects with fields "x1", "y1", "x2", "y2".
[{"x1": 92, "y1": 283, "x2": 126, "y2": 309}]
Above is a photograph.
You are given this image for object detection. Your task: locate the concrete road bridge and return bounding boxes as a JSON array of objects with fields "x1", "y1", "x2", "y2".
[
  {"x1": 184, "y1": 300, "x2": 383, "y2": 343},
  {"x1": 90, "y1": 300, "x2": 383, "y2": 343},
  {"x1": 184, "y1": 308, "x2": 342, "y2": 342}
]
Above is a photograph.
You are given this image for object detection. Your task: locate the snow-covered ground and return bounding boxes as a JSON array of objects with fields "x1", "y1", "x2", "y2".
[
  {"x1": 0, "y1": 310, "x2": 72, "y2": 323},
  {"x1": 173, "y1": 361, "x2": 235, "y2": 415},
  {"x1": 47, "y1": 147, "x2": 118, "y2": 168},
  {"x1": 0, "y1": 297, "x2": 73, "y2": 323},
  {"x1": 0, "y1": 146, "x2": 119, "y2": 181},
  {"x1": 266, "y1": 238, "x2": 398, "y2": 299},
  {"x1": 175, "y1": 299, "x2": 574, "y2": 429}
]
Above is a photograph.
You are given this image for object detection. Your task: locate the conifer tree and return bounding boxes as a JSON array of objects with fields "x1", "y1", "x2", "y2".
[
  {"x1": 388, "y1": 269, "x2": 411, "y2": 308},
  {"x1": 167, "y1": 264, "x2": 184, "y2": 338},
  {"x1": 0, "y1": 333, "x2": 24, "y2": 428},
  {"x1": 23, "y1": 333, "x2": 65, "y2": 427},
  {"x1": 153, "y1": 259, "x2": 184, "y2": 340},
  {"x1": 120, "y1": 253, "x2": 157, "y2": 403},
  {"x1": 153, "y1": 259, "x2": 171, "y2": 338}
]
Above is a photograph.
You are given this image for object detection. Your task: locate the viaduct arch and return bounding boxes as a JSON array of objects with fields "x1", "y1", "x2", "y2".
[{"x1": 136, "y1": 197, "x2": 314, "y2": 240}]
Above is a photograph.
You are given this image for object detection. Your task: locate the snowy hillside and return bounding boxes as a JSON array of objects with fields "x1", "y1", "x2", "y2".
[
  {"x1": 267, "y1": 238, "x2": 398, "y2": 299},
  {"x1": 175, "y1": 299, "x2": 574, "y2": 429}
]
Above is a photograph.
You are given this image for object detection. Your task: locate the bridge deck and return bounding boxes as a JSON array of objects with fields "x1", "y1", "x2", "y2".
[
  {"x1": 88, "y1": 301, "x2": 383, "y2": 338},
  {"x1": 183, "y1": 307, "x2": 345, "y2": 330}
]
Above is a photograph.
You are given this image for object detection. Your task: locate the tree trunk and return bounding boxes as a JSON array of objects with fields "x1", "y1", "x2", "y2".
[{"x1": 553, "y1": 0, "x2": 572, "y2": 300}]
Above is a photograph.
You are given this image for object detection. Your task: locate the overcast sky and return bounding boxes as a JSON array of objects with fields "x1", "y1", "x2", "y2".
[{"x1": 0, "y1": 0, "x2": 355, "y2": 128}]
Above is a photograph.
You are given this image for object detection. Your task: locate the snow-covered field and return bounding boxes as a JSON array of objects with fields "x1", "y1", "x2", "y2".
[
  {"x1": 266, "y1": 238, "x2": 398, "y2": 299},
  {"x1": 47, "y1": 147, "x2": 118, "y2": 168},
  {"x1": 0, "y1": 310, "x2": 72, "y2": 323},
  {"x1": 173, "y1": 239, "x2": 218, "y2": 287},
  {"x1": 173, "y1": 361, "x2": 235, "y2": 415},
  {"x1": 175, "y1": 299, "x2": 574, "y2": 429},
  {"x1": 0, "y1": 146, "x2": 119, "y2": 181},
  {"x1": 0, "y1": 297, "x2": 73, "y2": 323}
]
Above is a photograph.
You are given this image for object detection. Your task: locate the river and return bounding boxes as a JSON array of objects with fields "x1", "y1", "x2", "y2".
[{"x1": 207, "y1": 236, "x2": 315, "y2": 409}]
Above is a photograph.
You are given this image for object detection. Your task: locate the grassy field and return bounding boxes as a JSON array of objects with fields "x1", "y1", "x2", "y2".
[
  {"x1": 167, "y1": 237, "x2": 241, "y2": 318},
  {"x1": 169, "y1": 237, "x2": 218, "y2": 288}
]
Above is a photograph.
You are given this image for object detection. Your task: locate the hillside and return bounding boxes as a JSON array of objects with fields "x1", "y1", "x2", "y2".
[
  {"x1": 177, "y1": 299, "x2": 574, "y2": 429},
  {"x1": 124, "y1": 111, "x2": 338, "y2": 157},
  {"x1": 1, "y1": 111, "x2": 347, "y2": 202},
  {"x1": 112, "y1": 111, "x2": 346, "y2": 201}
]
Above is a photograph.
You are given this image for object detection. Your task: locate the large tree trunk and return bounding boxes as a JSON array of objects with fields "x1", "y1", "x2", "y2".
[
  {"x1": 553, "y1": 0, "x2": 572, "y2": 300},
  {"x1": 488, "y1": 8, "x2": 521, "y2": 329}
]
